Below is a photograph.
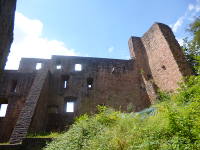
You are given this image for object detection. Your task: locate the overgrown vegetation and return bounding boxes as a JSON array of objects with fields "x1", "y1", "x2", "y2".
[
  {"x1": 182, "y1": 17, "x2": 200, "y2": 75},
  {"x1": 44, "y1": 75, "x2": 200, "y2": 150},
  {"x1": 27, "y1": 132, "x2": 60, "y2": 138},
  {"x1": 44, "y1": 18, "x2": 200, "y2": 150}
]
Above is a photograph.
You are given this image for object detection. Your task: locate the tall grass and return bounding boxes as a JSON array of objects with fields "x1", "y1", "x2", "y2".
[{"x1": 44, "y1": 76, "x2": 200, "y2": 150}]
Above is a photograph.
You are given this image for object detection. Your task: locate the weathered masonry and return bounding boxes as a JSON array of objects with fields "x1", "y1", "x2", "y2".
[
  {"x1": 0, "y1": 23, "x2": 192, "y2": 144},
  {"x1": 0, "y1": 0, "x2": 17, "y2": 77}
]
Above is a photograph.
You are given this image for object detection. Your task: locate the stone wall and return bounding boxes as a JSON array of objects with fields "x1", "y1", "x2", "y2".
[
  {"x1": 0, "y1": 22, "x2": 192, "y2": 144},
  {"x1": 129, "y1": 23, "x2": 192, "y2": 97},
  {"x1": 18, "y1": 58, "x2": 51, "y2": 73},
  {"x1": 18, "y1": 56, "x2": 151, "y2": 131},
  {"x1": 28, "y1": 71, "x2": 50, "y2": 133},
  {"x1": 0, "y1": 71, "x2": 35, "y2": 142},
  {"x1": 0, "y1": 0, "x2": 17, "y2": 76},
  {"x1": 128, "y1": 37, "x2": 157, "y2": 103},
  {"x1": 9, "y1": 68, "x2": 49, "y2": 144},
  {"x1": 141, "y1": 23, "x2": 192, "y2": 91}
]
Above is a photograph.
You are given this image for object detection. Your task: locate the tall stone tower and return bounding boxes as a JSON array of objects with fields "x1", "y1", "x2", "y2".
[{"x1": 128, "y1": 23, "x2": 192, "y2": 101}]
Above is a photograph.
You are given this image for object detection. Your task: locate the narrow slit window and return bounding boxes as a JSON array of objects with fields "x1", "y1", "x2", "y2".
[
  {"x1": 0, "y1": 104, "x2": 8, "y2": 117},
  {"x1": 11, "y1": 80, "x2": 17, "y2": 92},
  {"x1": 75, "y1": 64, "x2": 82, "y2": 71},
  {"x1": 66, "y1": 102, "x2": 74, "y2": 112},
  {"x1": 36, "y1": 63, "x2": 42, "y2": 70},
  {"x1": 62, "y1": 75, "x2": 69, "y2": 89},
  {"x1": 64, "y1": 80, "x2": 68, "y2": 88}
]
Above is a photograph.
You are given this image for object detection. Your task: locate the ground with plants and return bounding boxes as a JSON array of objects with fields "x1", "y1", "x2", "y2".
[{"x1": 43, "y1": 75, "x2": 200, "y2": 150}]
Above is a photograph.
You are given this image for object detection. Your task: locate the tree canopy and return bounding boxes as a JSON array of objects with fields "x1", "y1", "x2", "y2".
[{"x1": 183, "y1": 17, "x2": 200, "y2": 74}]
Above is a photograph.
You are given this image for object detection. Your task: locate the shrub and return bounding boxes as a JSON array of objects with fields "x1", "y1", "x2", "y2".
[{"x1": 44, "y1": 76, "x2": 200, "y2": 150}]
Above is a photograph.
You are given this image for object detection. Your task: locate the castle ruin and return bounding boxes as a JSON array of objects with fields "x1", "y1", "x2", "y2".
[{"x1": 0, "y1": 1, "x2": 193, "y2": 146}]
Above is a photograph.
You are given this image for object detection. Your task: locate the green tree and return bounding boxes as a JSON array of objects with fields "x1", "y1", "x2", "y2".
[
  {"x1": 188, "y1": 17, "x2": 200, "y2": 45},
  {"x1": 182, "y1": 17, "x2": 200, "y2": 75}
]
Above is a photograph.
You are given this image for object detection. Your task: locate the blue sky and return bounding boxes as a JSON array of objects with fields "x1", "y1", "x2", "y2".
[{"x1": 5, "y1": 0, "x2": 200, "y2": 69}]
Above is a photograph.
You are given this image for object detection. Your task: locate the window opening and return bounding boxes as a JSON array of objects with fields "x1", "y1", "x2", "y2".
[
  {"x1": 56, "y1": 65, "x2": 62, "y2": 70},
  {"x1": 62, "y1": 75, "x2": 69, "y2": 89},
  {"x1": 11, "y1": 80, "x2": 17, "y2": 92},
  {"x1": 64, "y1": 80, "x2": 68, "y2": 88},
  {"x1": 0, "y1": 104, "x2": 8, "y2": 117},
  {"x1": 36, "y1": 63, "x2": 42, "y2": 70},
  {"x1": 66, "y1": 101, "x2": 74, "y2": 112},
  {"x1": 75, "y1": 64, "x2": 82, "y2": 71},
  {"x1": 87, "y1": 78, "x2": 93, "y2": 89}
]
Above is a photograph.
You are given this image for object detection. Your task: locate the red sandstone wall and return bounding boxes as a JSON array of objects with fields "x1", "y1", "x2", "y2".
[
  {"x1": 1, "y1": 22, "x2": 192, "y2": 141},
  {"x1": 42, "y1": 56, "x2": 151, "y2": 130},
  {"x1": 129, "y1": 23, "x2": 192, "y2": 93},
  {"x1": 141, "y1": 23, "x2": 192, "y2": 91},
  {"x1": 128, "y1": 37, "x2": 157, "y2": 103}
]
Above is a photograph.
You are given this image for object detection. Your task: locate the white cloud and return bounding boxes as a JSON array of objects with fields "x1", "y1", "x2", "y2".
[
  {"x1": 177, "y1": 38, "x2": 184, "y2": 46},
  {"x1": 171, "y1": 0, "x2": 200, "y2": 33},
  {"x1": 172, "y1": 16, "x2": 184, "y2": 32},
  {"x1": 108, "y1": 46, "x2": 114, "y2": 53},
  {"x1": 5, "y1": 12, "x2": 78, "y2": 70},
  {"x1": 193, "y1": 0, "x2": 200, "y2": 12},
  {"x1": 188, "y1": 4, "x2": 194, "y2": 11}
]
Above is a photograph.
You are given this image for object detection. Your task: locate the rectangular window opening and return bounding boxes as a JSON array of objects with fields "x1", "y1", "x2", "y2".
[
  {"x1": 56, "y1": 65, "x2": 62, "y2": 70},
  {"x1": 75, "y1": 64, "x2": 82, "y2": 71},
  {"x1": 66, "y1": 102, "x2": 74, "y2": 112},
  {"x1": 36, "y1": 63, "x2": 42, "y2": 70},
  {"x1": 0, "y1": 104, "x2": 8, "y2": 117}
]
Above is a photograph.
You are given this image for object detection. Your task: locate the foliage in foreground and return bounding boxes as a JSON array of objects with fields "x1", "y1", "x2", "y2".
[
  {"x1": 27, "y1": 132, "x2": 60, "y2": 138},
  {"x1": 44, "y1": 76, "x2": 200, "y2": 150}
]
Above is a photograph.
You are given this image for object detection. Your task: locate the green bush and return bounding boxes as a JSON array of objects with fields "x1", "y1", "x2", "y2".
[{"x1": 44, "y1": 76, "x2": 200, "y2": 150}]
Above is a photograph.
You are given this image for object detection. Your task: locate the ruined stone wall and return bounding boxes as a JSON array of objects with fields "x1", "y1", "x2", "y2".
[
  {"x1": 17, "y1": 56, "x2": 151, "y2": 131},
  {"x1": 9, "y1": 68, "x2": 49, "y2": 144},
  {"x1": 18, "y1": 58, "x2": 51, "y2": 73},
  {"x1": 0, "y1": 71, "x2": 35, "y2": 142},
  {"x1": 46, "y1": 56, "x2": 151, "y2": 130},
  {"x1": 129, "y1": 23, "x2": 192, "y2": 94},
  {"x1": 141, "y1": 23, "x2": 192, "y2": 91},
  {"x1": 0, "y1": 22, "x2": 192, "y2": 142},
  {"x1": 0, "y1": 0, "x2": 17, "y2": 76},
  {"x1": 128, "y1": 37, "x2": 157, "y2": 103},
  {"x1": 28, "y1": 72, "x2": 50, "y2": 133}
]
